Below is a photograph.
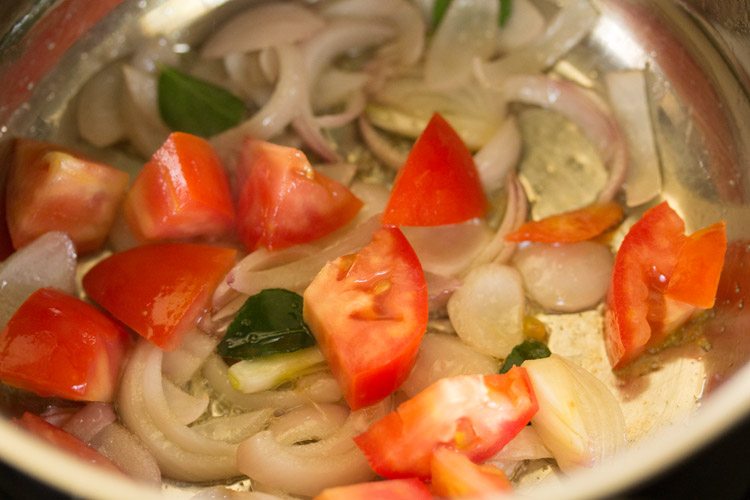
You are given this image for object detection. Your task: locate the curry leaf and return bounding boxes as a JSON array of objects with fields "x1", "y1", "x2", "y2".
[{"x1": 499, "y1": 339, "x2": 551, "y2": 374}]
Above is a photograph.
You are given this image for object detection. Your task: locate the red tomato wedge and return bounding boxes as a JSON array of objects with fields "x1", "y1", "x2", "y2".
[
  {"x1": 0, "y1": 288, "x2": 130, "y2": 401},
  {"x1": 124, "y1": 132, "x2": 235, "y2": 242},
  {"x1": 430, "y1": 447, "x2": 512, "y2": 498},
  {"x1": 5, "y1": 138, "x2": 129, "y2": 253},
  {"x1": 505, "y1": 201, "x2": 623, "y2": 243},
  {"x1": 83, "y1": 243, "x2": 236, "y2": 351},
  {"x1": 354, "y1": 368, "x2": 537, "y2": 479},
  {"x1": 236, "y1": 139, "x2": 362, "y2": 251},
  {"x1": 16, "y1": 412, "x2": 121, "y2": 473},
  {"x1": 381, "y1": 113, "x2": 488, "y2": 226},
  {"x1": 605, "y1": 202, "x2": 727, "y2": 368},
  {"x1": 303, "y1": 226, "x2": 428, "y2": 410},
  {"x1": 314, "y1": 478, "x2": 432, "y2": 500}
]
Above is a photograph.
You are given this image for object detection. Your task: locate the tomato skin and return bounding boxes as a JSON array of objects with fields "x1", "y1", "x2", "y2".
[
  {"x1": 382, "y1": 113, "x2": 487, "y2": 227},
  {"x1": 430, "y1": 447, "x2": 511, "y2": 497},
  {"x1": 124, "y1": 132, "x2": 235, "y2": 242},
  {"x1": 303, "y1": 226, "x2": 428, "y2": 410},
  {"x1": 16, "y1": 412, "x2": 121, "y2": 473},
  {"x1": 354, "y1": 368, "x2": 537, "y2": 479},
  {"x1": 314, "y1": 478, "x2": 432, "y2": 500},
  {"x1": 0, "y1": 288, "x2": 130, "y2": 401},
  {"x1": 236, "y1": 139, "x2": 362, "y2": 251},
  {"x1": 5, "y1": 139, "x2": 129, "y2": 253},
  {"x1": 505, "y1": 201, "x2": 623, "y2": 243},
  {"x1": 82, "y1": 243, "x2": 236, "y2": 351}
]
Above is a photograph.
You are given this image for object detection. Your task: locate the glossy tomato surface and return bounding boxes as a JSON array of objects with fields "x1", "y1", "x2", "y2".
[
  {"x1": 430, "y1": 447, "x2": 511, "y2": 497},
  {"x1": 0, "y1": 288, "x2": 130, "y2": 401},
  {"x1": 354, "y1": 368, "x2": 537, "y2": 479},
  {"x1": 236, "y1": 139, "x2": 362, "y2": 251},
  {"x1": 505, "y1": 201, "x2": 623, "y2": 243},
  {"x1": 124, "y1": 132, "x2": 235, "y2": 242},
  {"x1": 381, "y1": 113, "x2": 487, "y2": 226},
  {"x1": 83, "y1": 243, "x2": 236, "y2": 351},
  {"x1": 314, "y1": 478, "x2": 431, "y2": 500},
  {"x1": 303, "y1": 226, "x2": 428, "y2": 410},
  {"x1": 5, "y1": 138, "x2": 129, "y2": 253}
]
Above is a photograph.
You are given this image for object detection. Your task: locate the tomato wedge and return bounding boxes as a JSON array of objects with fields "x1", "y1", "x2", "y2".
[
  {"x1": 236, "y1": 139, "x2": 362, "y2": 251},
  {"x1": 505, "y1": 201, "x2": 623, "y2": 243},
  {"x1": 16, "y1": 412, "x2": 121, "y2": 473},
  {"x1": 5, "y1": 138, "x2": 129, "y2": 253},
  {"x1": 381, "y1": 113, "x2": 488, "y2": 226},
  {"x1": 354, "y1": 368, "x2": 537, "y2": 479},
  {"x1": 83, "y1": 243, "x2": 236, "y2": 351},
  {"x1": 430, "y1": 447, "x2": 512, "y2": 497},
  {"x1": 303, "y1": 226, "x2": 428, "y2": 410},
  {"x1": 123, "y1": 132, "x2": 235, "y2": 242},
  {"x1": 314, "y1": 479, "x2": 432, "y2": 500},
  {"x1": 0, "y1": 288, "x2": 130, "y2": 401},
  {"x1": 605, "y1": 202, "x2": 727, "y2": 368}
]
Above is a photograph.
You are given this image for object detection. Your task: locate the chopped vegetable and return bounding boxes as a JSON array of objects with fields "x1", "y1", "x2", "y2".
[
  {"x1": 83, "y1": 243, "x2": 237, "y2": 351},
  {"x1": 217, "y1": 289, "x2": 315, "y2": 359},
  {"x1": 0, "y1": 288, "x2": 131, "y2": 402},
  {"x1": 430, "y1": 447, "x2": 512, "y2": 497},
  {"x1": 382, "y1": 113, "x2": 488, "y2": 226},
  {"x1": 499, "y1": 339, "x2": 551, "y2": 374},
  {"x1": 227, "y1": 347, "x2": 325, "y2": 393},
  {"x1": 5, "y1": 138, "x2": 129, "y2": 253},
  {"x1": 354, "y1": 368, "x2": 537, "y2": 479},
  {"x1": 123, "y1": 132, "x2": 235, "y2": 242},
  {"x1": 505, "y1": 201, "x2": 623, "y2": 243},
  {"x1": 431, "y1": 0, "x2": 513, "y2": 30},
  {"x1": 315, "y1": 478, "x2": 432, "y2": 500},
  {"x1": 157, "y1": 66, "x2": 245, "y2": 137},
  {"x1": 236, "y1": 139, "x2": 363, "y2": 251},
  {"x1": 303, "y1": 226, "x2": 428, "y2": 410},
  {"x1": 499, "y1": 0, "x2": 513, "y2": 27}
]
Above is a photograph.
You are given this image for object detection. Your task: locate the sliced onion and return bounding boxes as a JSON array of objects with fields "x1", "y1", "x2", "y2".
[
  {"x1": 401, "y1": 333, "x2": 499, "y2": 398},
  {"x1": 163, "y1": 379, "x2": 208, "y2": 426},
  {"x1": 475, "y1": 0, "x2": 599, "y2": 84},
  {"x1": 315, "y1": 90, "x2": 367, "y2": 129},
  {"x1": 0, "y1": 231, "x2": 77, "y2": 328},
  {"x1": 89, "y1": 423, "x2": 162, "y2": 484},
  {"x1": 349, "y1": 181, "x2": 391, "y2": 220},
  {"x1": 268, "y1": 404, "x2": 349, "y2": 446},
  {"x1": 524, "y1": 354, "x2": 626, "y2": 472},
  {"x1": 293, "y1": 371, "x2": 343, "y2": 404},
  {"x1": 77, "y1": 62, "x2": 126, "y2": 147},
  {"x1": 604, "y1": 70, "x2": 661, "y2": 207},
  {"x1": 130, "y1": 37, "x2": 179, "y2": 74},
  {"x1": 424, "y1": 271, "x2": 462, "y2": 316},
  {"x1": 162, "y1": 327, "x2": 222, "y2": 385},
  {"x1": 489, "y1": 425, "x2": 552, "y2": 462},
  {"x1": 425, "y1": 0, "x2": 499, "y2": 89},
  {"x1": 512, "y1": 241, "x2": 613, "y2": 313},
  {"x1": 191, "y1": 410, "x2": 274, "y2": 444},
  {"x1": 495, "y1": 0, "x2": 546, "y2": 52},
  {"x1": 120, "y1": 64, "x2": 170, "y2": 158},
  {"x1": 357, "y1": 116, "x2": 407, "y2": 170},
  {"x1": 313, "y1": 162, "x2": 357, "y2": 186},
  {"x1": 447, "y1": 263, "x2": 525, "y2": 358},
  {"x1": 473, "y1": 117, "x2": 522, "y2": 193},
  {"x1": 291, "y1": 113, "x2": 340, "y2": 163},
  {"x1": 313, "y1": 69, "x2": 369, "y2": 112},
  {"x1": 201, "y1": 3, "x2": 325, "y2": 58},
  {"x1": 62, "y1": 403, "x2": 117, "y2": 443},
  {"x1": 191, "y1": 488, "x2": 282, "y2": 500},
  {"x1": 224, "y1": 52, "x2": 274, "y2": 105}
]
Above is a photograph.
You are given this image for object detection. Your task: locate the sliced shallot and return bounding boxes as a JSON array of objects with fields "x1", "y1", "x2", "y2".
[
  {"x1": 163, "y1": 379, "x2": 209, "y2": 426},
  {"x1": 473, "y1": 117, "x2": 522, "y2": 193},
  {"x1": 62, "y1": 403, "x2": 117, "y2": 443},
  {"x1": 357, "y1": 116, "x2": 407, "y2": 170},
  {"x1": 89, "y1": 423, "x2": 162, "y2": 484}
]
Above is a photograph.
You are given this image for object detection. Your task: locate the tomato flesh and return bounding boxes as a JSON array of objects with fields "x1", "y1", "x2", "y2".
[
  {"x1": 16, "y1": 412, "x2": 121, "y2": 473},
  {"x1": 314, "y1": 478, "x2": 432, "y2": 500},
  {"x1": 5, "y1": 138, "x2": 129, "y2": 253},
  {"x1": 124, "y1": 132, "x2": 235, "y2": 242},
  {"x1": 303, "y1": 226, "x2": 428, "y2": 410},
  {"x1": 382, "y1": 113, "x2": 488, "y2": 226},
  {"x1": 0, "y1": 288, "x2": 130, "y2": 401},
  {"x1": 354, "y1": 368, "x2": 537, "y2": 479},
  {"x1": 505, "y1": 201, "x2": 623, "y2": 243},
  {"x1": 430, "y1": 447, "x2": 512, "y2": 497},
  {"x1": 83, "y1": 243, "x2": 236, "y2": 351},
  {"x1": 236, "y1": 139, "x2": 362, "y2": 251}
]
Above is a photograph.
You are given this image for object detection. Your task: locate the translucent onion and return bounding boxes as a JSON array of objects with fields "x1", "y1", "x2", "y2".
[
  {"x1": 191, "y1": 410, "x2": 274, "y2": 444},
  {"x1": 447, "y1": 263, "x2": 525, "y2": 358},
  {"x1": 313, "y1": 69, "x2": 369, "y2": 112},
  {"x1": 0, "y1": 232, "x2": 77, "y2": 329},
  {"x1": 489, "y1": 425, "x2": 553, "y2": 462},
  {"x1": 76, "y1": 62, "x2": 126, "y2": 147},
  {"x1": 268, "y1": 403, "x2": 349, "y2": 446},
  {"x1": 357, "y1": 116, "x2": 407, "y2": 170},
  {"x1": 400, "y1": 333, "x2": 499, "y2": 398},
  {"x1": 89, "y1": 423, "x2": 162, "y2": 484},
  {"x1": 495, "y1": 0, "x2": 546, "y2": 52},
  {"x1": 62, "y1": 403, "x2": 117, "y2": 443},
  {"x1": 201, "y1": 3, "x2": 325, "y2": 58},
  {"x1": 163, "y1": 379, "x2": 208, "y2": 426},
  {"x1": 524, "y1": 354, "x2": 626, "y2": 472},
  {"x1": 473, "y1": 117, "x2": 522, "y2": 193},
  {"x1": 315, "y1": 90, "x2": 367, "y2": 129},
  {"x1": 313, "y1": 162, "x2": 357, "y2": 187},
  {"x1": 224, "y1": 52, "x2": 274, "y2": 105},
  {"x1": 191, "y1": 488, "x2": 282, "y2": 500},
  {"x1": 120, "y1": 64, "x2": 170, "y2": 158},
  {"x1": 424, "y1": 271, "x2": 462, "y2": 315},
  {"x1": 162, "y1": 327, "x2": 223, "y2": 386},
  {"x1": 512, "y1": 241, "x2": 613, "y2": 313}
]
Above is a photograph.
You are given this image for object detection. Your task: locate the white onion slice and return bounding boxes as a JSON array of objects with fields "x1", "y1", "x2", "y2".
[
  {"x1": 294, "y1": 372, "x2": 343, "y2": 404},
  {"x1": 62, "y1": 403, "x2": 117, "y2": 443},
  {"x1": 447, "y1": 263, "x2": 525, "y2": 358},
  {"x1": 489, "y1": 425, "x2": 553, "y2": 462},
  {"x1": 224, "y1": 52, "x2": 274, "y2": 105},
  {"x1": 315, "y1": 90, "x2": 367, "y2": 129},
  {"x1": 426, "y1": 0, "x2": 499, "y2": 89},
  {"x1": 475, "y1": 0, "x2": 599, "y2": 84},
  {"x1": 313, "y1": 69, "x2": 369, "y2": 112},
  {"x1": 512, "y1": 241, "x2": 613, "y2": 313},
  {"x1": 357, "y1": 116, "x2": 407, "y2": 170},
  {"x1": 192, "y1": 410, "x2": 274, "y2": 444},
  {"x1": 130, "y1": 37, "x2": 179, "y2": 74},
  {"x1": 201, "y1": 3, "x2": 325, "y2": 58},
  {"x1": 163, "y1": 379, "x2": 209, "y2": 426},
  {"x1": 401, "y1": 333, "x2": 499, "y2": 398},
  {"x1": 604, "y1": 70, "x2": 661, "y2": 207},
  {"x1": 268, "y1": 404, "x2": 349, "y2": 446},
  {"x1": 524, "y1": 354, "x2": 626, "y2": 472},
  {"x1": 77, "y1": 62, "x2": 126, "y2": 147},
  {"x1": 495, "y1": 0, "x2": 546, "y2": 52},
  {"x1": 162, "y1": 327, "x2": 222, "y2": 386},
  {"x1": 0, "y1": 232, "x2": 77, "y2": 329},
  {"x1": 473, "y1": 117, "x2": 522, "y2": 193},
  {"x1": 120, "y1": 64, "x2": 170, "y2": 158},
  {"x1": 89, "y1": 423, "x2": 162, "y2": 484}
]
